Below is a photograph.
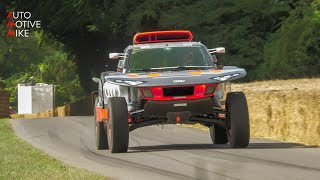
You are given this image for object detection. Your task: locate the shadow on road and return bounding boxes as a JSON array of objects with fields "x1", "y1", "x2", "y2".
[{"x1": 129, "y1": 142, "x2": 317, "y2": 153}]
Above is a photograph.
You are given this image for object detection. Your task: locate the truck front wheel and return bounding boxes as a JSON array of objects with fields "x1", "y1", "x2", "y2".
[
  {"x1": 94, "y1": 97, "x2": 108, "y2": 150},
  {"x1": 107, "y1": 97, "x2": 129, "y2": 153},
  {"x1": 226, "y1": 92, "x2": 250, "y2": 148},
  {"x1": 209, "y1": 125, "x2": 228, "y2": 144}
]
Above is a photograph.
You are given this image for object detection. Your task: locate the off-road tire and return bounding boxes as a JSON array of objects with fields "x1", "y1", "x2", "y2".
[
  {"x1": 94, "y1": 97, "x2": 108, "y2": 150},
  {"x1": 209, "y1": 125, "x2": 228, "y2": 144},
  {"x1": 107, "y1": 97, "x2": 129, "y2": 153},
  {"x1": 226, "y1": 92, "x2": 250, "y2": 148}
]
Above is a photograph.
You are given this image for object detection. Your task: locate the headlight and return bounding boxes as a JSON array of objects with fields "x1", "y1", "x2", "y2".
[
  {"x1": 140, "y1": 88, "x2": 153, "y2": 98},
  {"x1": 124, "y1": 80, "x2": 144, "y2": 86},
  {"x1": 205, "y1": 85, "x2": 216, "y2": 95},
  {"x1": 114, "y1": 80, "x2": 144, "y2": 86},
  {"x1": 212, "y1": 73, "x2": 240, "y2": 81}
]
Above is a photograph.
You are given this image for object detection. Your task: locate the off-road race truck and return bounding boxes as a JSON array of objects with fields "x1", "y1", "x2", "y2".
[{"x1": 92, "y1": 30, "x2": 250, "y2": 153}]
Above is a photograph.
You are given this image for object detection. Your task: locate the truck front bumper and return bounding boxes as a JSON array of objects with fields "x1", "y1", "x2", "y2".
[{"x1": 143, "y1": 97, "x2": 215, "y2": 120}]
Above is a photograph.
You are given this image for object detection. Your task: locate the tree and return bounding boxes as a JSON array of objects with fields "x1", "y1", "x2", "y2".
[
  {"x1": 40, "y1": 52, "x2": 85, "y2": 106},
  {"x1": 0, "y1": 30, "x2": 85, "y2": 108},
  {"x1": 259, "y1": 0, "x2": 320, "y2": 79},
  {"x1": 2, "y1": 0, "x2": 319, "y2": 92},
  {"x1": 158, "y1": 0, "x2": 291, "y2": 80}
]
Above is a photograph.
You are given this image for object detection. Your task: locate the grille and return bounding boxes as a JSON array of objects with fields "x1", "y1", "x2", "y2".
[{"x1": 163, "y1": 86, "x2": 194, "y2": 97}]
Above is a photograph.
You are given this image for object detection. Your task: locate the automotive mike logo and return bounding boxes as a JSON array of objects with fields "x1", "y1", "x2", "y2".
[{"x1": 5, "y1": 12, "x2": 41, "y2": 38}]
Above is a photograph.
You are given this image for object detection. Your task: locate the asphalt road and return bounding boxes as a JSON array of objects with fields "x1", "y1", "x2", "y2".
[{"x1": 11, "y1": 117, "x2": 320, "y2": 180}]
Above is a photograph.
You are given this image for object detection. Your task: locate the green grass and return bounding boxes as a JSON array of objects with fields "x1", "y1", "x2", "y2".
[{"x1": 0, "y1": 118, "x2": 106, "y2": 180}]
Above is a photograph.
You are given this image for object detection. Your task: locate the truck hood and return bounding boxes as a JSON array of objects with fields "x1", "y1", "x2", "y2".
[{"x1": 104, "y1": 66, "x2": 246, "y2": 87}]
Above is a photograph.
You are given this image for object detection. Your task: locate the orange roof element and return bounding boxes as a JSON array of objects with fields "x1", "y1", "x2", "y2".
[{"x1": 133, "y1": 30, "x2": 193, "y2": 44}]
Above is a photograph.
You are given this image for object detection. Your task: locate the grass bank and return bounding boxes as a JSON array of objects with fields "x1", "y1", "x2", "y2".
[{"x1": 0, "y1": 118, "x2": 106, "y2": 180}]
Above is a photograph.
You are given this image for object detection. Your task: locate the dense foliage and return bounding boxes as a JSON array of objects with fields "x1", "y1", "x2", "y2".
[
  {"x1": 1, "y1": 0, "x2": 319, "y2": 108},
  {"x1": 0, "y1": 30, "x2": 85, "y2": 107}
]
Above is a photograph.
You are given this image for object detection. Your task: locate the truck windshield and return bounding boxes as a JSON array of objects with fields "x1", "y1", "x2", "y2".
[{"x1": 127, "y1": 46, "x2": 213, "y2": 72}]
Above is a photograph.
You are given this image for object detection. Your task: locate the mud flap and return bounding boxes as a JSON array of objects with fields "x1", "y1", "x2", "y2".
[{"x1": 96, "y1": 107, "x2": 108, "y2": 122}]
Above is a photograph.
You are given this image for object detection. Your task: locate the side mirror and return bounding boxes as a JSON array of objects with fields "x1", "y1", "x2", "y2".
[
  {"x1": 109, "y1": 53, "x2": 120, "y2": 59},
  {"x1": 208, "y1": 47, "x2": 225, "y2": 54},
  {"x1": 92, "y1": 77, "x2": 101, "y2": 84},
  {"x1": 109, "y1": 53, "x2": 125, "y2": 59}
]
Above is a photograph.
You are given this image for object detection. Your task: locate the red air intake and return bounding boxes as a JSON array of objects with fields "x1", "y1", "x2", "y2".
[{"x1": 140, "y1": 84, "x2": 217, "y2": 101}]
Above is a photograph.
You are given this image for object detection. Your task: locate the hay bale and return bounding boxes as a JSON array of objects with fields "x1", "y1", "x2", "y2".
[
  {"x1": 234, "y1": 78, "x2": 320, "y2": 146},
  {"x1": 57, "y1": 106, "x2": 66, "y2": 117}
]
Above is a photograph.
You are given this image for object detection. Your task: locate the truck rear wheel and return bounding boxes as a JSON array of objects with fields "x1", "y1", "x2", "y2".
[
  {"x1": 209, "y1": 125, "x2": 228, "y2": 144},
  {"x1": 94, "y1": 97, "x2": 108, "y2": 150},
  {"x1": 107, "y1": 97, "x2": 129, "y2": 153},
  {"x1": 226, "y1": 92, "x2": 250, "y2": 148}
]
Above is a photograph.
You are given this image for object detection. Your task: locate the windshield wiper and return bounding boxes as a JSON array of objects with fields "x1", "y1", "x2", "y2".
[
  {"x1": 168, "y1": 66, "x2": 214, "y2": 71},
  {"x1": 130, "y1": 67, "x2": 171, "y2": 72},
  {"x1": 130, "y1": 68, "x2": 154, "y2": 72},
  {"x1": 130, "y1": 66, "x2": 214, "y2": 72}
]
